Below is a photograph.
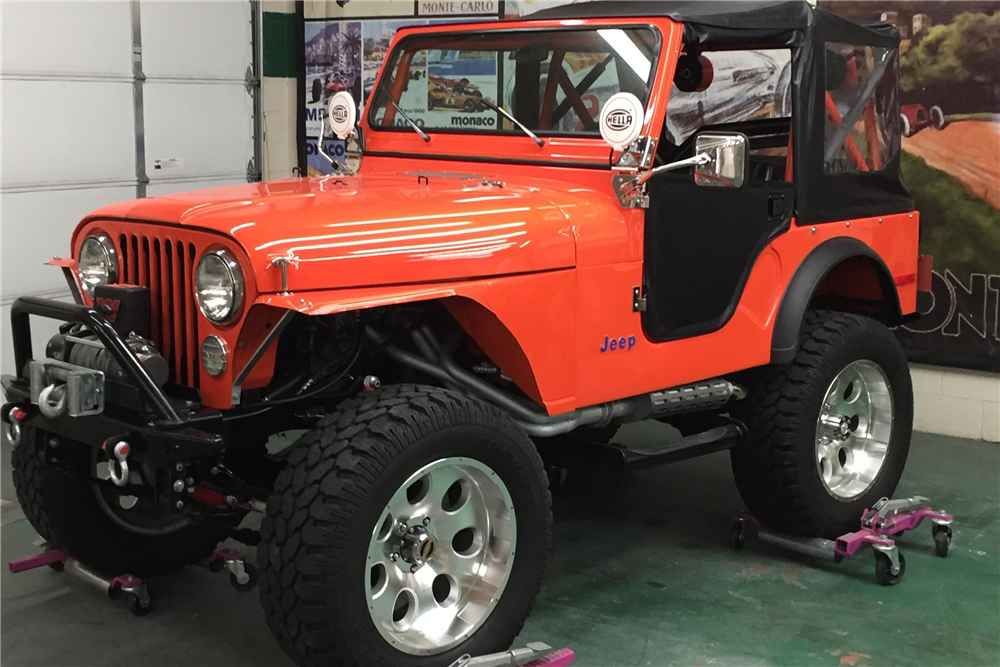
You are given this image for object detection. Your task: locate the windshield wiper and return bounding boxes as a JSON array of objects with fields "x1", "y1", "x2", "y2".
[
  {"x1": 480, "y1": 98, "x2": 545, "y2": 147},
  {"x1": 389, "y1": 99, "x2": 430, "y2": 142}
]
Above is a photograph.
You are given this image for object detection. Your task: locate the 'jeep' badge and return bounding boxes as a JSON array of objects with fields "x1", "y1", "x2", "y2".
[{"x1": 599, "y1": 92, "x2": 644, "y2": 149}]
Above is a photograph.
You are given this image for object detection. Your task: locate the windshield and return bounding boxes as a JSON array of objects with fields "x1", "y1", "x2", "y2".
[{"x1": 367, "y1": 27, "x2": 659, "y2": 137}]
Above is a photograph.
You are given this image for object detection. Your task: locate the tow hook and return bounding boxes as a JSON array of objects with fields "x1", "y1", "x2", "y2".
[
  {"x1": 3, "y1": 406, "x2": 28, "y2": 446},
  {"x1": 37, "y1": 383, "x2": 68, "y2": 418},
  {"x1": 106, "y1": 440, "x2": 132, "y2": 487}
]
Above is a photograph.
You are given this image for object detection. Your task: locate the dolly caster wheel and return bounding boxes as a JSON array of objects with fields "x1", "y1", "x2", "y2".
[
  {"x1": 230, "y1": 563, "x2": 257, "y2": 592},
  {"x1": 933, "y1": 525, "x2": 952, "y2": 558},
  {"x1": 728, "y1": 519, "x2": 746, "y2": 551},
  {"x1": 126, "y1": 593, "x2": 153, "y2": 617},
  {"x1": 875, "y1": 551, "x2": 905, "y2": 586}
]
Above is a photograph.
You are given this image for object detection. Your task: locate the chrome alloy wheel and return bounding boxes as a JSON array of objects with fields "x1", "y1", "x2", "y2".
[
  {"x1": 815, "y1": 360, "x2": 894, "y2": 500},
  {"x1": 366, "y1": 457, "x2": 516, "y2": 655}
]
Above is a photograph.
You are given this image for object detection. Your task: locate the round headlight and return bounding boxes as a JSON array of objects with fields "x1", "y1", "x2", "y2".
[
  {"x1": 195, "y1": 248, "x2": 244, "y2": 323},
  {"x1": 78, "y1": 234, "x2": 118, "y2": 296}
]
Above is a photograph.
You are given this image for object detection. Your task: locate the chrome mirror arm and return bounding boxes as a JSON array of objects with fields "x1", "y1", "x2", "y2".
[{"x1": 635, "y1": 153, "x2": 711, "y2": 185}]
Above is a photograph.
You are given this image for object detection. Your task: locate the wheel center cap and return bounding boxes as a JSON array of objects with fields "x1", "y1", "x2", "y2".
[
  {"x1": 821, "y1": 413, "x2": 852, "y2": 441},
  {"x1": 399, "y1": 525, "x2": 436, "y2": 564}
]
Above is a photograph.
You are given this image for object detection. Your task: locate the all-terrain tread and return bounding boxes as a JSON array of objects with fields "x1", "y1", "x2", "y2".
[
  {"x1": 11, "y1": 426, "x2": 227, "y2": 577},
  {"x1": 258, "y1": 384, "x2": 551, "y2": 667},
  {"x1": 730, "y1": 310, "x2": 912, "y2": 537}
]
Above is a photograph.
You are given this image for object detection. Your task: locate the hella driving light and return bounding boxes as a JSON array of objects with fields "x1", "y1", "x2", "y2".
[
  {"x1": 195, "y1": 248, "x2": 244, "y2": 323},
  {"x1": 78, "y1": 234, "x2": 119, "y2": 297},
  {"x1": 200, "y1": 335, "x2": 229, "y2": 377}
]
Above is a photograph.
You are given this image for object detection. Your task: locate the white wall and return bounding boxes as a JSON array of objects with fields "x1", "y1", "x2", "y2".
[
  {"x1": 912, "y1": 365, "x2": 1000, "y2": 442},
  {"x1": 1, "y1": 1, "x2": 258, "y2": 378}
]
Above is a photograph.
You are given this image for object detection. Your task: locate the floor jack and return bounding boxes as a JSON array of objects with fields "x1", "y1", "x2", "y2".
[
  {"x1": 450, "y1": 642, "x2": 575, "y2": 667},
  {"x1": 729, "y1": 496, "x2": 954, "y2": 586},
  {"x1": 7, "y1": 546, "x2": 258, "y2": 616}
]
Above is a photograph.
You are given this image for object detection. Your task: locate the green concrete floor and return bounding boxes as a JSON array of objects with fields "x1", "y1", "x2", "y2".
[{"x1": 2, "y1": 426, "x2": 998, "y2": 667}]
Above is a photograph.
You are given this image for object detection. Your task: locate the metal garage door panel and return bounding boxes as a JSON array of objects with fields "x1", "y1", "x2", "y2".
[
  {"x1": 1, "y1": 187, "x2": 136, "y2": 301},
  {"x1": 0, "y1": 1, "x2": 131, "y2": 75},
  {"x1": 139, "y1": 1, "x2": 251, "y2": 79},
  {"x1": 1, "y1": 297, "x2": 77, "y2": 378},
  {"x1": 146, "y1": 179, "x2": 250, "y2": 198},
  {"x1": 2, "y1": 80, "x2": 135, "y2": 188},
  {"x1": 142, "y1": 82, "x2": 253, "y2": 183}
]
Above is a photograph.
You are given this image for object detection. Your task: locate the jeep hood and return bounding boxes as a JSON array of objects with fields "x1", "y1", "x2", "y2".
[{"x1": 87, "y1": 173, "x2": 580, "y2": 293}]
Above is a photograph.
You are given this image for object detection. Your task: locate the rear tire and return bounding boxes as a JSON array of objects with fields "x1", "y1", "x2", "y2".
[
  {"x1": 258, "y1": 384, "x2": 551, "y2": 667},
  {"x1": 730, "y1": 311, "x2": 913, "y2": 538},
  {"x1": 11, "y1": 425, "x2": 229, "y2": 577}
]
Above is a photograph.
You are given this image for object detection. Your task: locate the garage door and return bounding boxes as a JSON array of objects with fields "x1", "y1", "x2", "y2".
[{"x1": 0, "y1": 1, "x2": 261, "y2": 377}]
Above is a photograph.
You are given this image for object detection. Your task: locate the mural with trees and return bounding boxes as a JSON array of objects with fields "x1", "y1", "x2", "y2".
[{"x1": 823, "y1": 1, "x2": 1000, "y2": 372}]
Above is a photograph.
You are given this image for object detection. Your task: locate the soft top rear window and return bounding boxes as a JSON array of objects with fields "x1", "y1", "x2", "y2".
[{"x1": 367, "y1": 27, "x2": 659, "y2": 137}]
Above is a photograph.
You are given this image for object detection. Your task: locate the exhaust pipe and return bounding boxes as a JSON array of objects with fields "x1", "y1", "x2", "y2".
[{"x1": 366, "y1": 326, "x2": 743, "y2": 438}]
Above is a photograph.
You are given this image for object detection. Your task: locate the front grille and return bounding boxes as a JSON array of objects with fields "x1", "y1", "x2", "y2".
[{"x1": 117, "y1": 232, "x2": 200, "y2": 388}]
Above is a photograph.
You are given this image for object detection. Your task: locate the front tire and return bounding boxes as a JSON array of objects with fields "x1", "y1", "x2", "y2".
[
  {"x1": 11, "y1": 426, "x2": 228, "y2": 577},
  {"x1": 258, "y1": 384, "x2": 551, "y2": 667},
  {"x1": 730, "y1": 311, "x2": 913, "y2": 538}
]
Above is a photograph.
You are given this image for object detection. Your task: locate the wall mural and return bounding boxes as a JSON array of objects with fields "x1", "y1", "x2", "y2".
[
  {"x1": 820, "y1": 2, "x2": 999, "y2": 372},
  {"x1": 300, "y1": 0, "x2": 999, "y2": 372}
]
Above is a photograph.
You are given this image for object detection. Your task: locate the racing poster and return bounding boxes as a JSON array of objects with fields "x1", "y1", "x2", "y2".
[
  {"x1": 302, "y1": 3, "x2": 501, "y2": 176},
  {"x1": 821, "y1": 2, "x2": 1000, "y2": 372}
]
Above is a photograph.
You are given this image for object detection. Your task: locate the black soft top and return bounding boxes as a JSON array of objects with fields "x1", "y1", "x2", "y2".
[
  {"x1": 532, "y1": 0, "x2": 912, "y2": 224},
  {"x1": 530, "y1": 0, "x2": 899, "y2": 49}
]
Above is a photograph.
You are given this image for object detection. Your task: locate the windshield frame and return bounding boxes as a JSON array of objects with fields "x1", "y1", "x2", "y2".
[{"x1": 365, "y1": 23, "x2": 663, "y2": 140}]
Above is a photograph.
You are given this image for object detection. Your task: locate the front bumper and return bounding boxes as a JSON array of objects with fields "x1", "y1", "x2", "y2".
[{"x1": 3, "y1": 296, "x2": 224, "y2": 466}]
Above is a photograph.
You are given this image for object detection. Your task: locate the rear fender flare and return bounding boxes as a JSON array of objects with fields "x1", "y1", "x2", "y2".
[{"x1": 771, "y1": 237, "x2": 901, "y2": 364}]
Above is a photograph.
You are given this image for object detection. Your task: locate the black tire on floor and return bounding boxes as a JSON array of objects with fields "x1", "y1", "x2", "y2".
[
  {"x1": 730, "y1": 310, "x2": 913, "y2": 538},
  {"x1": 875, "y1": 551, "x2": 905, "y2": 586},
  {"x1": 11, "y1": 425, "x2": 229, "y2": 578},
  {"x1": 933, "y1": 525, "x2": 952, "y2": 557},
  {"x1": 257, "y1": 384, "x2": 552, "y2": 667}
]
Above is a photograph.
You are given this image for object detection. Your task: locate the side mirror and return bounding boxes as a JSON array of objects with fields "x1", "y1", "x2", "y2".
[{"x1": 693, "y1": 132, "x2": 748, "y2": 188}]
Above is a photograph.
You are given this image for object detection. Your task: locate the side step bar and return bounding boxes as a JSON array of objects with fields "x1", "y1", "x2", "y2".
[
  {"x1": 621, "y1": 423, "x2": 744, "y2": 469},
  {"x1": 535, "y1": 422, "x2": 745, "y2": 485}
]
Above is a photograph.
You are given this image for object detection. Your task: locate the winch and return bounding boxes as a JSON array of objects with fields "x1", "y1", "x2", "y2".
[
  {"x1": 27, "y1": 329, "x2": 168, "y2": 419},
  {"x1": 46, "y1": 329, "x2": 169, "y2": 388}
]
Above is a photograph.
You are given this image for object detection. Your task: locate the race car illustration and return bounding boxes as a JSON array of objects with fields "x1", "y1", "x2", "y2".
[
  {"x1": 427, "y1": 87, "x2": 487, "y2": 112},
  {"x1": 429, "y1": 75, "x2": 481, "y2": 97},
  {"x1": 900, "y1": 103, "x2": 946, "y2": 137}
]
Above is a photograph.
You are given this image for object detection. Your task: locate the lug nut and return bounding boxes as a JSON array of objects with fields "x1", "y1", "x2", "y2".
[
  {"x1": 48, "y1": 438, "x2": 59, "y2": 448},
  {"x1": 390, "y1": 552, "x2": 399, "y2": 562},
  {"x1": 173, "y1": 479, "x2": 185, "y2": 492},
  {"x1": 185, "y1": 477, "x2": 194, "y2": 486},
  {"x1": 398, "y1": 522, "x2": 408, "y2": 534},
  {"x1": 175, "y1": 500, "x2": 185, "y2": 510},
  {"x1": 422, "y1": 517, "x2": 431, "y2": 526},
  {"x1": 175, "y1": 463, "x2": 184, "y2": 472},
  {"x1": 410, "y1": 564, "x2": 419, "y2": 573}
]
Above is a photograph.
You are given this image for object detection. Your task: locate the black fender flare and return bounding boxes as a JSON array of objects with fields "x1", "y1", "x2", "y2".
[{"x1": 770, "y1": 237, "x2": 901, "y2": 364}]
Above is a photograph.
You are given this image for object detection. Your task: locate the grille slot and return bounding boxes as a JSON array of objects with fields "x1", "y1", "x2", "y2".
[{"x1": 117, "y1": 232, "x2": 199, "y2": 387}]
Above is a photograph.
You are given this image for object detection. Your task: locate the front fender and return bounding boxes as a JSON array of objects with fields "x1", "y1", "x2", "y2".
[{"x1": 258, "y1": 269, "x2": 579, "y2": 414}]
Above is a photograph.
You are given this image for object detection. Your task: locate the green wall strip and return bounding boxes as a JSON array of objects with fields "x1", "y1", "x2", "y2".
[{"x1": 263, "y1": 11, "x2": 297, "y2": 78}]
